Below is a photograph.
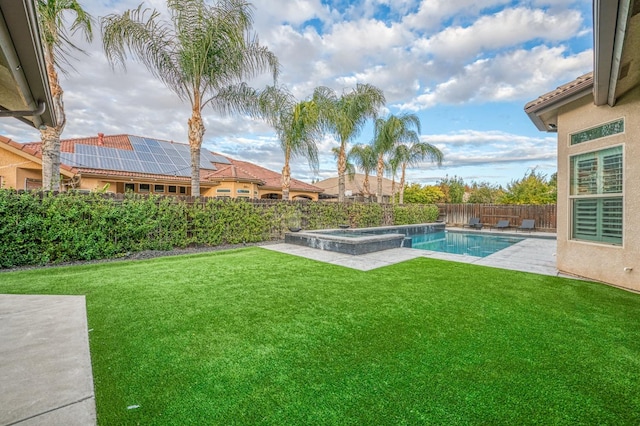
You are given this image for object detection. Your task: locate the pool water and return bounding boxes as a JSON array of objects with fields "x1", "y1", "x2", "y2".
[{"x1": 411, "y1": 230, "x2": 524, "y2": 257}]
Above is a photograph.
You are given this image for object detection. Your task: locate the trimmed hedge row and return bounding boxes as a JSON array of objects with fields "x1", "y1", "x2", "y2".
[{"x1": 0, "y1": 190, "x2": 439, "y2": 267}]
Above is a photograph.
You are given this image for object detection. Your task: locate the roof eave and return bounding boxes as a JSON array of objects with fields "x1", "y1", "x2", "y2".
[
  {"x1": 593, "y1": 0, "x2": 632, "y2": 106},
  {"x1": 525, "y1": 83, "x2": 594, "y2": 132},
  {"x1": 0, "y1": 0, "x2": 57, "y2": 128}
]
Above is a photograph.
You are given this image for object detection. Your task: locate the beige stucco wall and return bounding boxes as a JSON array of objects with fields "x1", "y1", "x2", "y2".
[
  {"x1": 556, "y1": 86, "x2": 640, "y2": 291},
  {"x1": 290, "y1": 190, "x2": 318, "y2": 201},
  {"x1": 204, "y1": 181, "x2": 258, "y2": 198},
  {"x1": 0, "y1": 149, "x2": 41, "y2": 189},
  {"x1": 78, "y1": 177, "x2": 117, "y2": 193}
]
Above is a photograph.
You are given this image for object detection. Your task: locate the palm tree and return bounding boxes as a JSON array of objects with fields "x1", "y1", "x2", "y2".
[
  {"x1": 392, "y1": 140, "x2": 443, "y2": 204},
  {"x1": 37, "y1": 0, "x2": 93, "y2": 191},
  {"x1": 348, "y1": 144, "x2": 376, "y2": 200},
  {"x1": 372, "y1": 113, "x2": 421, "y2": 203},
  {"x1": 387, "y1": 154, "x2": 400, "y2": 203},
  {"x1": 101, "y1": 0, "x2": 279, "y2": 196},
  {"x1": 313, "y1": 84, "x2": 385, "y2": 202},
  {"x1": 257, "y1": 85, "x2": 320, "y2": 200}
]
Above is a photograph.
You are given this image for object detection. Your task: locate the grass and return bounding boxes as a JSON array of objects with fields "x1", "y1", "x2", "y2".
[{"x1": 1, "y1": 247, "x2": 640, "y2": 425}]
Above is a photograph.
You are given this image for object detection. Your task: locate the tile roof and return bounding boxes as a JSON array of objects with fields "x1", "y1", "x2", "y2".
[
  {"x1": 524, "y1": 72, "x2": 594, "y2": 113},
  {"x1": 314, "y1": 174, "x2": 394, "y2": 196},
  {"x1": 213, "y1": 154, "x2": 323, "y2": 193},
  {"x1": 23, "y1": 134, "x2": 134, "y2": 155},
  {"x1": 0, "y1": 135, "x2": 75, "y2": 173}
]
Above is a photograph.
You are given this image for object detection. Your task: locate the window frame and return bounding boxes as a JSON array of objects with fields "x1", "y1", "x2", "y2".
[{"x1": 569, "y1": 144, "x2": 624, "y2": 245}]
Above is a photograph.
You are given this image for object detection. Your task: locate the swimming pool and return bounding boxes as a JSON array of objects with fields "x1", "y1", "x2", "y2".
[
  {"x1": 411, "y1": 230, "x2": 524, "y2": 257},
  {"x1": 285, "y1": 224, "x2": 525, "y2": 257}
]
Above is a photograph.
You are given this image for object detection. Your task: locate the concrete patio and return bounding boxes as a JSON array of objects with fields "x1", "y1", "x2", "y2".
[{"x1": 0, "y1": 295, "x2": 96, "y2": 426}]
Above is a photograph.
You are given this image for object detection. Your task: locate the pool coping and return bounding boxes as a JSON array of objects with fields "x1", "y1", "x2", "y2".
[
  {"x1": 285, "y1": 223, "x2": 446, "y2": 255},
  {"x1": 266, "y1": 226, "x2": 571, "y2": 279}
]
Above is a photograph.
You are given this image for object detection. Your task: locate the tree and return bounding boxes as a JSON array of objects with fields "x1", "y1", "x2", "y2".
[
  {"x1": 37, "y1": 0, "x2": 94, "y2": 191},
  {"x1": 402, "y1": 183, "x2": 445, "y2": 204},
  {"x1": 257, "y1": 86, "x2": 320, "y2": 200},
  {"x1": 392, "y1": 140, "x2": 442, "y2": 204},
  {"x1": 372, "y1": 113, "x2": 422, "y2": 203},
  {"x1": 101, "y1": 0, "x2": 278, "y2": 196},
  {"x1": 438, "y1": 175, "x2": 466, "y2": 203},
  {"x1": 313, "y1": 84, "x2": 385, "y2": 202},
  {"x1": 499, "y1": 169, "x2": 557, "y2": 205},
  {"x1": 348, "y1": 144, "x2": 376, "y2": 199},
  {"x1": 467, "y1": 181, "x2": 505, "y2": 204}
]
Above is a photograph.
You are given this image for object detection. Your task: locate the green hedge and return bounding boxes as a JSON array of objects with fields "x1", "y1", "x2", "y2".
[{"x1": 0, "y1": 190, "x2": 439, "y2": 268}]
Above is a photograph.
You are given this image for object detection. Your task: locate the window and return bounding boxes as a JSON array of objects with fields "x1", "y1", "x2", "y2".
[
  {"x1": 179, "y1": 187, "x2": 186, "y2": 194},
  {"x1": 237, "y1": 189, "x2": 250, "y2": 194},
  {"x1": 168, "y1": 185, "x2": 177, "y2": 193},
  {"x1": 139, "y1": 183, "x2": 150, "y2": 193},
  {"x1": 125, "y1": 183, "x2": 135, "y2": 192},
  {"x1": 570, "y1": 118, "x2": 624, "y2": 145},
  {"x1": 154, "y1": 184, "x2": 165, "y2": 193},
  {"x1": 570, "y1": 146, "x2": 623, "y2": 244},
  {"x1": 216, "y1": 189, "x2": 231, "y2": 193}
]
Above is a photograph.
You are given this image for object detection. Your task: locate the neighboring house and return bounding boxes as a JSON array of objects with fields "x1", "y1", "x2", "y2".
[
  {"x1": 0, "y1": 0, "x2": 56, "y2": 128},
  {"x1": 525, "y1": 0, "x2": 640, "y2": 291},
  {"x1": 315, "y1": 174, "x2": 394, "y2": 202},
  {"x1": 0, "y1": 133, "x2": 323, "y2": 200}
]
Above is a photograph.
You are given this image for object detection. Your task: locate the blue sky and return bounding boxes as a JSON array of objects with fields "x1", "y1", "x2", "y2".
[{"x1": 1, "y1": 0, "x2": 594, "y2": 187}]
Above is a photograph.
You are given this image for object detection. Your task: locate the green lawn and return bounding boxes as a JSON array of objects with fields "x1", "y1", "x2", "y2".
[{"x1": 2, "y1": 247, "x2": 640, "y2": 425}]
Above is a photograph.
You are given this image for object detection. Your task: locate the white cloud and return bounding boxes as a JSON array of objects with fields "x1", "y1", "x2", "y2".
[
  {"x1": 397, "y1": 45, "x2": 592, "y2": 110},
  {"x1": 403, "y1": 0, "x2": 511, "y2": 31},
  {"x1": 413, "y1": 7, "x2": 583, "y2": 62}
]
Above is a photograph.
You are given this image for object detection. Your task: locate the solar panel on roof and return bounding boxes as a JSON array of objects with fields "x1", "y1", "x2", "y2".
[
  {"x1": 76, "y1": 144, "x2": 97, "y2": 156},
  {"x1": 136, "y1": 152, "x2": 155, "y2": 162},
  {"x1": 60, "y1": 152, "x2": 73, "y2": 162},
  {"x1": 120, "y1": 160, "x2": 139, "y2": 172},
  {"x1": 119, "y1": 150, "x2": 137, "y2": 160},
  {"x1": 103, "y1": 157, "x2": 122, "y2": 170},
  {"x1": 171, "y1": 157, "x2": 189, "y2": 166},
  {"x1": 143, "y1": 138, "x2": 160, "y2": 148},
  {"x1": 63, "y1": 136, "x2": 223, "y2": 177},
  {"x1": 154, "y1": 155, "x2": 172, "y2": 165},
  {"x1": 200, "y1": 160, "x2": 214, "y2": 170},
  {"x1": 210, "y1": 154, "x2": 231, "y2": 165}
]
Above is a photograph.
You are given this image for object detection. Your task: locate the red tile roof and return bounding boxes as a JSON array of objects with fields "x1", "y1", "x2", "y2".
[
  {"x1": 0, "y1": 135, "x2": 75, "y2": 173},
  {"x1": 524, "y1": 72, "x2": 594, "y2": 113},
  {"x1": 226, "y1": 156, "x2": 323, "y2": 193},
  {"x1": 23, "y1": 133, "x2": 134, "y2": 155}
]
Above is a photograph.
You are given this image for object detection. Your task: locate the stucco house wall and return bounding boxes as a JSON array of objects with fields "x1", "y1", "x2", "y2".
[{"x1": 555, "y1": 86, "x2": 640, "y2": 291}]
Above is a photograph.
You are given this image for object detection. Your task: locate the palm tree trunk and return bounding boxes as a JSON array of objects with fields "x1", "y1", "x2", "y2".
[
  {"x1": 40, "y1": 52, "x2": 65, "y2": 191},
  {"x1": 399, "y1": 162, "x2": 407, "y2": 204},
  {"x1": 281, "y1": 160, "x2": 291, "y2": 201},
  {"x1": 391, "y1": 174, "x2": 396, "y2": 204},
  {"x1": 188, "y1": 106, "x2": 205, "y2": 197},
  {"x1": 376, "y1": 154, "x2": 384, "y2": 203},
  {"x1": 337, "y1": 143, "x2": 347, "y2": 202},
  {"x1": 363, "y1": 172, "x2": 370, "y2": 200}
]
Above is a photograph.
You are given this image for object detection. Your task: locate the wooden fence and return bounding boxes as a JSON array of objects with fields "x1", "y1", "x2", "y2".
[{"x1": 437, "y1": 204, "x2": 557, "y2": 232}]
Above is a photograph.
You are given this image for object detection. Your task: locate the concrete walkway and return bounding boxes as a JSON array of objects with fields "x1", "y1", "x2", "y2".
[
  {"x1": 0, "y1": 295, "x2": 96, "y2": 426},
  {"x1": 264, "y1": 231, "x2": 574, "y2": 278}
]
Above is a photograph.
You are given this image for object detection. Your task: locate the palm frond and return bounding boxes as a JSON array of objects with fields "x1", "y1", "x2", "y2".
[{"x1": 37, "y1": 0, "x2": 94, "y2": 73}]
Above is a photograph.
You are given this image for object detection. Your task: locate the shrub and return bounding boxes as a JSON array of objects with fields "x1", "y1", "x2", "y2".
[{"x1": 0, "y1": 190, "x2": 439, "y2": 267}]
